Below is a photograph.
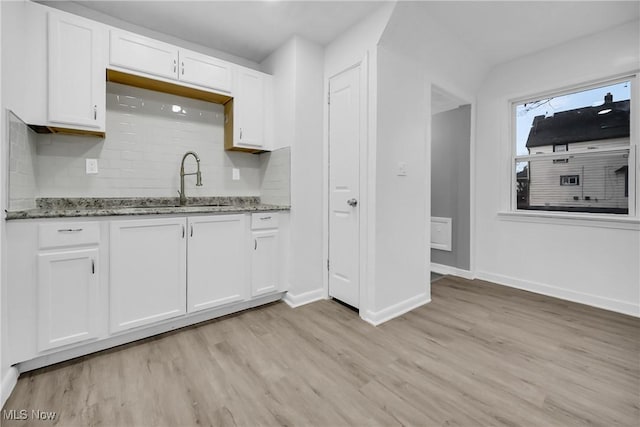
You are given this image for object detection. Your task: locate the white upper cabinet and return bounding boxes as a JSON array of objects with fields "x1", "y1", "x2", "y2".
[
  {"x1": 179, "y1": 49, "x2": 232, "y2": 93},
  {"x1": 48, "y1": 12, "x2": 106, "y2": 132},
  {"x1": 109, "y1": 30, "x2": 179, "y2": 80},
  {"x1": 236, "y1": 68, "x2": 265, "y2": 147},
  {"x1": 109, "y1": 30, "x2": 232, "y2": 94},
  {"x1": 187, "y1": 215, "x2": 247, "y2": 313},
  {"x1": 225, "y1": 67, "x2": 273, "y2": 152}
]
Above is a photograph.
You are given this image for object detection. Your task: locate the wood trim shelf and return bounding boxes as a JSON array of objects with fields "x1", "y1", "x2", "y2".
[
  {"x1": 106, "y1": 69, "x2": 232, "y2": 105},
  {"x1": 27, "y1": 124, "x2": 105, "y2": 138}
]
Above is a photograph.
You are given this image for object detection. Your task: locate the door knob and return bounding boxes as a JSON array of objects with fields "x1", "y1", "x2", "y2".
[{"x1": 347, "y1": 198, "x2": 358, "y2": 207}]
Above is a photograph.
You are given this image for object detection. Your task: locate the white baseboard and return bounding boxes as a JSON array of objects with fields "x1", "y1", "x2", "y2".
[
  {"x1": 283, "y1": 288, "x2": 325, "y2": 308},
  {"x1": 1, "y1": 366, "x2": 19, "y2": 407},
  {"x1": 431, "y1": 262, "x2": 474, "y2": 280},
  {"x1": 476, "y1": 271, "x2": 640, "y2": 318},
  {"x1": 361, "y1": 293, "x2": 431, "y2": 326}
]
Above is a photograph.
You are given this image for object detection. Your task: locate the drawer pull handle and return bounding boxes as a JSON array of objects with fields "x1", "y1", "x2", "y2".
[
  {"x1": 58, "y1": 228, "x2": 83, "y2": 233},
  {"x1": 182, "y1": 225, "x2": 185, "y2": 239},
  {"x1": 190, "y1": 224, "x2": 193, "y2": 237},
  {"x1": 260, "y1": 216, "x2": 271, "y2": 221},
  {"x1": 91, "y1": 259, "x2": 95, "y2": 275},
  {"x1": 254, "y1": 239, "x2": 257, "y2": 250}
]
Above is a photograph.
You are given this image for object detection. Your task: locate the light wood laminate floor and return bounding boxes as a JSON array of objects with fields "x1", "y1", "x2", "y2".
[{"x1": 4, "y1": 277, "x2": 639, "y2": 426}]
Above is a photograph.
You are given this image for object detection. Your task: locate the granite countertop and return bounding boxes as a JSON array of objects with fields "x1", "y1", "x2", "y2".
[{"x1": 6, "y1": 197, "x2": 290, "y2": 220}]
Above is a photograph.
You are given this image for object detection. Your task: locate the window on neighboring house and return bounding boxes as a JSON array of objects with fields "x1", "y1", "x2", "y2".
[
  {"x1": 513, "y1": 77, "x2": 635, "y2": 215},
  {"x1": 560, "y1": 175, "x2": 580, "y2": 186}
]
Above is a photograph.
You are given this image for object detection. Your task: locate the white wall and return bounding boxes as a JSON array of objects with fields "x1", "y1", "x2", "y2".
[
  {"x1": 262, "y1": 36, "x2": 325, "y2": 305},
  {"x1": 475, "y1": 20, "x2": 640, "y2": 316},
  {"x1": 369, "y1": 46, "x2": 430, "y2": 321},
  {"x1": 378, "y1": 1, "x2": 489, "y2": 103},
  {"x1": 324, "y1": 2, "x2": 395, "y2": 79},
  {"x1": 320, "y1": 3, "x2": 395, "y2": 316},
  {"x1": 358, "y1": 2, "x2": 489, "y2": 323},
  {"x1": 261, "y1": 38, "x2": 296, "y2": 150},
  {"x1": 0, "y1": 0, "x2": 4, "y2": 404}
]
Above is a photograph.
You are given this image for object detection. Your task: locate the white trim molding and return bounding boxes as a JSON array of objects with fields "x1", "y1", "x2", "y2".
[
  {"x1": 361, "y1": 292, "x2": 431, "y2": 326},
  {"x1": 431, "y1": 262, "x2": 474, "y2": 280},
  {"x1": 476, "y1": 271, "x2": 639, "y2": 318},
  {"x1": 1, "y1": 366, "x2": 19, "y2": 408},
  {"x1": 497, "y1": 211, "x2": 640, "y2": 231},
  {"x1": 283, "y1": 288, "x2": 325, "y2": 308}
]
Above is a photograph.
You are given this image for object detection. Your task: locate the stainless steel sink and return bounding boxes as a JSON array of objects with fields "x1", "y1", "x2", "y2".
[{"x1": 124, "y1": 201, "x2": 233, "y2": 209}]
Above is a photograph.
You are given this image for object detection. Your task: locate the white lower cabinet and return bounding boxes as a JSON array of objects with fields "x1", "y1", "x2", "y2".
[
  {"x1": 187, "y1": 215, "x2": 247, "y2": 312},
  {"x1": 37, "y1": 248, "x2": 100, "y2": 351},
  {"x1": 250, "y1": 213, "x2": 280, "y2": 296},
  {"x1": 251, "y1": 230, "x2": 279, "y2": 296},
  {"x1": 109, "y1": 218, "x2": 187, "y2": 333},
  {"x1": 7, "y1": 212, "x2": 287, "y2": 367}
]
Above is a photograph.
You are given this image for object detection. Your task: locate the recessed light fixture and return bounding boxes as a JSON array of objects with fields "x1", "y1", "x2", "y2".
[{"x1": 597, "y1": 108, "x2": 612, "y2": 115}]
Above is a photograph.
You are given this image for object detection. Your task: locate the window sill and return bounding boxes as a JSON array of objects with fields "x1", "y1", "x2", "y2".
[{"x1": 497, "y1": 211, "x2": 640, "y2": 230}]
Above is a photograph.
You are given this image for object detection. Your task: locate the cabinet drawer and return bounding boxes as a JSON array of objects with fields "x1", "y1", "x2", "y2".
[
  {"x1": 251, "y1": 212, "x2": 278, "y2": 230},
  {"x1": 39, "y1": 222, "x2": 100, "y2": 249}
]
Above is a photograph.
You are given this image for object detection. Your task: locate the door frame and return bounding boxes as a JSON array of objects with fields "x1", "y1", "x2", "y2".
[{"x1": 323, "y1": 53, "x2": 371, "y2": 316}]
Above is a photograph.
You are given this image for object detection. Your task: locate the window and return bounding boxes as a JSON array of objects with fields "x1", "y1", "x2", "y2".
[
  {"x1": 513, "y1": 77, "x2": 635, "y2": 215},
  {"x1": 560, "y1": 175, "x2": 580, "y2": 186}
]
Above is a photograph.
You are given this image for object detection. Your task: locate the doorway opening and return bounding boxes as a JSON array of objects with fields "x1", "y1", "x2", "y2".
[{"x1": 430, "y1": 85, "x2": 472, "y2": 274}]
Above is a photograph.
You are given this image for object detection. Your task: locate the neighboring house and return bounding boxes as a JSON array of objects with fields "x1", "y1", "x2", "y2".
[{"x1": 522, "y1": 93, "x2": 630, "y2": 213}]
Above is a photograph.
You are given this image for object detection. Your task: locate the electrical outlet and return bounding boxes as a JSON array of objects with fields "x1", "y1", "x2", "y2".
[
  {"x1": 232, "y1": 168, "x2": 240, "y2": 180},
  {"x1": 86, "y1": 158, "x2": 98, "y2": 174}
]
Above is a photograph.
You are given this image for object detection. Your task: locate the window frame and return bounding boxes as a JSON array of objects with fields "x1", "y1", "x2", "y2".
[
  {"x1": 560, "y1": 175, "x2": 580, "y2": 186},
  {"x1": 509, "y1": 74, "x2": 638, "y2": 219}
]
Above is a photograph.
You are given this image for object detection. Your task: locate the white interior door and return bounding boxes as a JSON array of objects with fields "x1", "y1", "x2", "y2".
[{"x1": 328, "y1": 66, "x2": 360, "y2": 308}]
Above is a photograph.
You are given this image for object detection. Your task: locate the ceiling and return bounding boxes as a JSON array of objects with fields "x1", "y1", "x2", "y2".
[
  {"x1": 62, "y1": 0, "x2": 387, "y2": 63},
  {"x1": 420, "y1": 1, "x2": 640, "y2": 67},
  {"x1": 44, "y1": 1, "x2": 639, "y2": 66}
]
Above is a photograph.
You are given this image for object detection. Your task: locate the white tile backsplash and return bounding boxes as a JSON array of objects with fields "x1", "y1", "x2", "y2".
[
  {"x1": 35, "y1": 82, "x2": 263, "y2": 198},
  {"x1": 260, "y1": 147, "x2": 291, "y2": 205},
  {"x1": 8, "y1": 112, "x2": 37, "y2": 210}
]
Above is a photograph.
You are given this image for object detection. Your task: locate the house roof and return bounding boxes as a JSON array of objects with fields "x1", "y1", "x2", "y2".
[{"x1": 525, "y1": 96, "x2": 630, "y2": 149}]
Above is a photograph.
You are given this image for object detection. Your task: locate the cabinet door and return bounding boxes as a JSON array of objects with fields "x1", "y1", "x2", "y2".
[
  {"x1": 48, "y1": 12, "x2": 105, "y2": 130},
  {"x1": 37, "y1": 248, "x2": 99, "y2": 351},
  {"x1": 251, "y1": 229, "x2": 279, "y2": 296},
  {"x1": 235, "y1": 68, "x2": 266, "y2": 148},
  {"x1": 179, "y1": 49, "x2": 232, "y2": 93},
  {"x1": 109, "y1": 30, "x2": 179, "y2": 80},
  {"x1": 110, "y1": 218, "x2": 186, "y2": 333},
  {"x1": 187, "y1": 215, "x2": 246, "y2": 313}
]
